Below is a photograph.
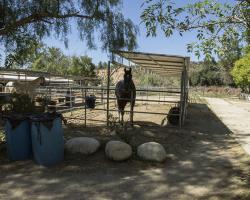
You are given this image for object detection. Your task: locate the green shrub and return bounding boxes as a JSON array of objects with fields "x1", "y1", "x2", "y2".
[{"x1": 231, "y1": 53, "x2": 250, "y2": 93}]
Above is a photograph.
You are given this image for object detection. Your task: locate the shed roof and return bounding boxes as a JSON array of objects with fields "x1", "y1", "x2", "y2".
[{"x1": 114, "y1": 51, "x2": 189, "y2": 76}]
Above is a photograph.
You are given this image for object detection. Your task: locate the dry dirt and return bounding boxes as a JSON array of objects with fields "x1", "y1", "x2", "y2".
[
  {"x1": 0, "y1": 100, "x2": 250, "y2": 200},
  {"x1": 205, "y1": 97, "x2": 250, "y2": 155}
]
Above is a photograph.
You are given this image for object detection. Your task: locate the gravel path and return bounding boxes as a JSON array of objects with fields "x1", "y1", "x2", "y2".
[{"x1": 205, "y1": 97, "x2": 250, "y2": 155}]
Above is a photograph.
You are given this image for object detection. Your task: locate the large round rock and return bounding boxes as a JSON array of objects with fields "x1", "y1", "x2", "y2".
[
  {"x1": 65, "y1": 137, "x2": 100, "y2": 155},
  {"x1": 105, "y1": 141, "x2": 132, "y2": 161},
  {"x1": 137, "y1": 142, "x2": 167, "y2": 162}
]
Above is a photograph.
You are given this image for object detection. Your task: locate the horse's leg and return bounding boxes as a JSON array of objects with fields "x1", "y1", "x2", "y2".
[
  {"x1": 130, "y1": 100, "x2": 135, "y2": 126},
  {"x1": 131, "y1": 108, "x2": 134, "y2": 125}
]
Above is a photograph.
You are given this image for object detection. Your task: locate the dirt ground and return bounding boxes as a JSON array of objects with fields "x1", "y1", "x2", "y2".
[{"x1": 0, "y1": 100, "x2": 250, "y2": 200}]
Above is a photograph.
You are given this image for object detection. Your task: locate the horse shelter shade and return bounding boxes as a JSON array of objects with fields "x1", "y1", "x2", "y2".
[
  {"x1": 114, "y1": 50, "x2": 189, "y2": 76},
  {"x1": 112, "y1": 50, "x2": 190, "y2": 127}
]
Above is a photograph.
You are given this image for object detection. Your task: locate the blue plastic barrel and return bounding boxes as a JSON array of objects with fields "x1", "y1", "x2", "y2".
[
  {"x1": 4, "y1": 117, "x2": 32, "y2": 161},
  {"x1": 31, "y1": 115, "x2": 64, "y2": 166}
]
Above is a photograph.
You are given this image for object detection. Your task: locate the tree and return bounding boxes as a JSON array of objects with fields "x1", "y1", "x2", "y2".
[
  {"x1": 189, "y1": 58, "x2": 223, "y2": 86},
  {"x1": 97, "y1": 61, "x2": 108, "y2": 69},
  {"x1": 4, "y1": 36, "x2": 41, "y2": 68},
  {"x1": 217, "y1": 33, "x2": 242, "y2": 85},
  {"x1": 141, "y1": 0, "x2": 250, "y2": 58},
  {"x1": 0, "y1": 0, "x2": 138, "y2": 57},
  {"x1": 231, "y1": 52, "x2": 250, "y2": 93},
  {"x1": 70, "y1": 56, "x2": 96, "y2": 77},
  {"x1": 31, "y1": 47, "x2": 71, "y2": 75}
]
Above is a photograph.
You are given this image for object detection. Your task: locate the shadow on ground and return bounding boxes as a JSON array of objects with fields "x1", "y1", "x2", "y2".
[{"x1": 0, "y1": 103, "x2": 250, "y2": 200}]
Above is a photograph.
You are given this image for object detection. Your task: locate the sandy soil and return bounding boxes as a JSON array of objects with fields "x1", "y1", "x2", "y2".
[{"x1": 0, "y1": 101, "x2": 250, "y2": 200}]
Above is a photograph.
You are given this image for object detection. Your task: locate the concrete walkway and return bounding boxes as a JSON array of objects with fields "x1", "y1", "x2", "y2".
[{"x1": 205, "y1": 97, "x2": 250, "y2": 155}]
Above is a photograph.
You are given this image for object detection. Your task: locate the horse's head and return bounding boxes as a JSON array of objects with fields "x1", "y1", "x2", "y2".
[{"x1": 123, "y1": 67, "x2": 133, "y2": 89}]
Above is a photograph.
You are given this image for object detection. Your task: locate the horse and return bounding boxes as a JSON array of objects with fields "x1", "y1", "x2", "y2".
[
  {"x1": 115, "y1": 68, "x2": 136, "y2": 125},
  {"x1": 5, "y1": 76, "x2": 46, "y2": 100}
]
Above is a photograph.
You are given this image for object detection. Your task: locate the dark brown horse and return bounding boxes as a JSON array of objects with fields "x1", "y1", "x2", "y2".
[{"x1": 115, "y1": 68, "x2": 136, "y2": 124}]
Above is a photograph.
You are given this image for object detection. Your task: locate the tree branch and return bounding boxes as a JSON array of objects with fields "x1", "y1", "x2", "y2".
[
  {"x1": 176, "y1": 17, "x2": 246, "y2": 32},
  {"x1": 0, "y1": 11, "x2": 94, "y2": 36}
]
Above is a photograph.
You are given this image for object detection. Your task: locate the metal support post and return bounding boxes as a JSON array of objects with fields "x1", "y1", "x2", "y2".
[
  {"x1": 179, "y1": 71, "x2": 184, "y2": 128},
  {"x1": 106, "y1": 61, "x2": 111, "y2": 126},
  {"x1": 130, "y1": 90, "x2": 134, "y2": 125},
  {"x1": 84, "y1": 89, "x2": 87, "y2": 127}
]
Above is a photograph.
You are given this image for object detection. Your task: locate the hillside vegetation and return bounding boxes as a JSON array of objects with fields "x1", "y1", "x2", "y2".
[{"x1": 97, "y1": 67, "x2": 180, "y2": 88}]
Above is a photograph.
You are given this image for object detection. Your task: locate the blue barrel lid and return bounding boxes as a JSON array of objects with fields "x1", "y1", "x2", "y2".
[
  {"x1": 2, "y1": 112, "x2": 30, "y2": 130},
  {"x1": 30, "y1": 112, "x2": 64, "y2": 130}
]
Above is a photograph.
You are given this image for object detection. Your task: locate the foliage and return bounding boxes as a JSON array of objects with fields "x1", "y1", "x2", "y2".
[
  {"x1": 217, "y1": 34, "x2": 241, "y2": 86},
  {"x1": 134, "y1": 69, "x2": 180, "y2": 87},
  {"x1": 70, "y1": 56, "x2": 96, "y2": 77},
  {"x1": 137, "y1": 72, "x2": 164, "y2": 86},
  {"x1": 97, "y1": 61, "x2": 108, "y2": 69},
  {"x1": 4, "y1": 93, "x2": 36, "y2": 113},
  {"x1": 30, "y1": 46, "x2": 96, "y2": 77},
  {"x1": 189, "y1": 59, "x2": 223, "y2": 86},
  {"x1": 31, "y1": 46, "x2": 71, "y2": 75},
  {"x1": 231, "y1": 53, "x2": 250, "y2": 93},
  {"x1": 4, "y1": 37, "x2": 42, "y2": 68},
  {"x1": 243, "y1": 45, "x2": 250, "y2": 54},
  {"x1": 141, "y1": 0, "x2": 250, "y2": 59},
  {"x1": 0, "y1": 0, "x2": 138, "y2": 54}
]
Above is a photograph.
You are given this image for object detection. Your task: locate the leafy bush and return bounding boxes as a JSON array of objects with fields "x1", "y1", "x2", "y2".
[
  {"x1": 3, "y1": 93, "x2": 40, "y2": 113},
  {"x1": 231, "y1": 53, "x2": 250, "y2": 93},
  {"x1": 189, "y1": 60, "x2": 224, "y2": 86},
  {"x1": 134, "y1": 69, "x2": 180, "y2": 87}
]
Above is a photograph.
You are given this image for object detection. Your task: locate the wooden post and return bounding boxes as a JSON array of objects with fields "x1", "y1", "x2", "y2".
[
  {"x1": 182, "y1": 68, "x2": 187, "y2": 125},
  {"x1": 81, "y1": 88, "x2": 84, "y2": 104},
  {"x1": 179, "y1": 70, "x2": 184, "y2": 128},
  {"x1": 183, "y1": 57, "x2": 190, "y2": 121},
  {"x1": 70, "y1": 87, "x2": 72, "y2": 116},
  {"x1": 130, "y1": 90, "x2": 134, "y2": 125},
  {"x1": 146, "y1": 85, "x2": 149, "y2": 109},
  {"x1": 84, "y1": 89, "x2": 87, "y2": 127},
  {"x1": 101, "y1": 81, "x2": 104, "y2": 104},
  {"x1": 158, "y1": 88, "x2": 160, "y2": 103},
  {"x1": 106, "y1": 61, "x2": 111, "y2": 126}
]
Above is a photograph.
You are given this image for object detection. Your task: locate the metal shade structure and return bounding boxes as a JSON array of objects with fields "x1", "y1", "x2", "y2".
[
  {"x1": 112, "y1": 50, "x2": 190, "y2": 127},
  {"x1": 114, "y1": 50, "x2": 188, "y2": 76}
]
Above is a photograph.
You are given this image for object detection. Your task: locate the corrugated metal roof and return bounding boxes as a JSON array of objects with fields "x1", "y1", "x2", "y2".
[
  {"x1": 0, "y1": 68, "x2": 100, "y2": 82},
  {"x1": 114, "y1": 51, "x2": 189, "y2": 75}
]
